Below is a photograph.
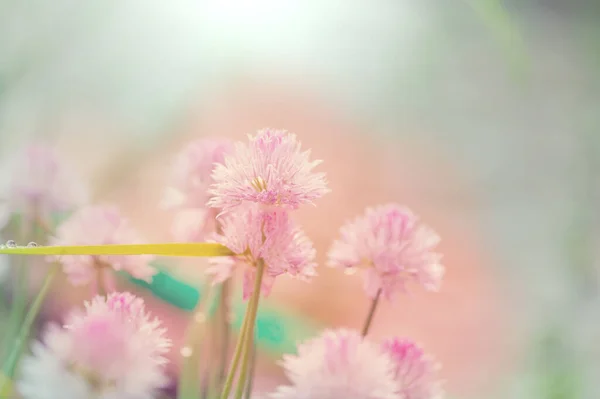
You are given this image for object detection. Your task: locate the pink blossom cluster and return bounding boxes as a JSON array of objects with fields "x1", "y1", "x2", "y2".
[
  {"x1": 49, "y1": 205, "x2": 157, "y2": 293},
  {"x1": 327, "y1": 204, "x2": 444, "y2": 300},
  {"x1": 7, "y1": 130, "x2": 445, "y2": 399},
  {"x1": 0, "y1": 143, "x2": 87, "y2": 229},
  {"x1": 204, "y1": 129, "x2": 328, "y2": 298},
  {"x1": 162, "y1": 138, "x2": 234, "y2": 241},
  {"x1": 272, "y1": 329, "x2": 442, "y2": 399},
  {"x1": 18, "y1": 292, "x2": 171, "y2": 399}
]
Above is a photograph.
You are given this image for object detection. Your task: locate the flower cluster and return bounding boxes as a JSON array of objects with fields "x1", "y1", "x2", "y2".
[
  {"x1": 205, "y1": 129, "x2": 328, "y2": 298},
  {"x1": 271, "y1": 329, "x2": 399, "y2": 399},
  {"x1": 272, "y1": 329, "x2": 443, "y2": 399},
  {"x1": 49, "y1": 205, "x2": 157, "y2": 293},
  {"x1": 208, "y1": 129, "x2": 329, "y2": 213},
  {"x1": 2, "y1": 130, "x2": 445, "y2": 399},
  {"x1": 207, "y1": 205, "x2": 317, "y2": 299},
  {"x1": 0, "y1": 143, "x2": 87, "y2": 227},
  {"x1": 327, "y1": 204, "x2": 444, "y2": 300},
  {"x1": 18, "y1": 292, "x2": 171, "y2": 399},
  {"x1": 162, "y1": 138, "x2": 234, "y2": 241}
]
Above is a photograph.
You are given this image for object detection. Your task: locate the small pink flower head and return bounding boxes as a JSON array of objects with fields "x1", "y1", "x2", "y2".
[
  {"x1": 270, "y1": 329, "x2": 399, "y2": 399},
  {"x1": 208, "y1": 129, "x2": 329, "y2": 213},
  {"x1": 49, "y1": 205, "x2": 156, "y2": 290},
  {"x1": 18, "y1": 292, "x2": 171, "y2": 399},
  {"x1": 208, "y1": 205, "x2": 316, "y2": 300},
  {"x1": 327, "y1": 204, "x2": 444, "y2": 300},
  {"x1": 170, "y1": 208, "x2": 214, "y2": 242},
  {"x1": 381, "y1": 338, "x2": 444, "y2": 399},
  {"x1": 162, "y1": 138, "x2": 234, "y2": 210},
  {"x1": 0, "y1": 143, "x2": 87, "y2": 223},
  {"x1": 162, "y1": 138, "x2": 233, "y2": 241}
]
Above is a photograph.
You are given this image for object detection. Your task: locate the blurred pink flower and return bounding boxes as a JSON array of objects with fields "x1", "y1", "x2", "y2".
[
  {"x1": 18, "y1": 292, "x2": 171, "y2": 399},
  {"x1": 208, "y1": 205, "x2": 316, "y2": 300},
  {"x1": 0, "y1": 143, "x2": 87, "y2": 224},
  {"x1": 327, "y1": 204, "x2": 444, "y2": 300},
  {"x1": 170, "y1": 208, "x2": 214, "y2": 242},
  {"x1": 270, "y1": 328, "x2": 399, "y2": 399},
  {"x1": 382, "y1": 338, "x2": 444, "y2": 399},
  {"x1": 208, "y1": 129, "x2": 329, "y2": 214},
  {"x1": 162, "y1": 138, "x2": 234, "y2": 210},
  {"x1": 162, "y1": 138, "x2": 233, "y2": 241},
  {"x1": 49, "y1": 205, "x2": 156, "y2": 291}
]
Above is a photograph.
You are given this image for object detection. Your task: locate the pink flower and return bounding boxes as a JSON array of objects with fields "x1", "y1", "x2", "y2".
[
  {"x1": 208, "y1": 129, "x2": 329, "y2": 214},
  {"x1": 18, "y1": 292, "x2": 171, "y2": 399},
  {"x1": 0, "y1": 143, "x2": 87, "y2": 224},
  {"x1": 270, "y1": 329, "x2": 399, "y2": 399},
  {"x1": 327, "y1": 204, "x2": 444, "y2": 300},
  {"x1": 162, "y1": 138, "x2": 233, "y2": 211},
  {"x1": 49, "y1": 205, "x2": 156, "y2": 291},
  {"x1": 208, "y1": 205, "x2": 316, "y2": 300},
  {"x1": 162, "y1": 139, "x2": 233, "y2": 241},
  {"x1": 170, "y1": 208, "x2": 214, "y2": 242},
  {"x1": 381, "y1": 338, "x2": 444, "y2": 399}
]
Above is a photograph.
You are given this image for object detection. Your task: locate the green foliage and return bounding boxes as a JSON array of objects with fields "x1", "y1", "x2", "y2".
[
  {"x1": 535, "y1": 327, "x2": 583, "y2": 399},
  {"x1": 466, "y1": 0, "x2": 529, "y2": 80}
]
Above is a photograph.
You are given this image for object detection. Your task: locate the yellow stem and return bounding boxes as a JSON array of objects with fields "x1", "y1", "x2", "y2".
[
  {"x1": 219, "y1": 310, "x2": 250, "y2": 399},
  {"x1": 234, "y1": 260, "x2": 265, "y2": 399},
  {"x1": 0, "y1": 243, "x2": 232, "y2": 257}
]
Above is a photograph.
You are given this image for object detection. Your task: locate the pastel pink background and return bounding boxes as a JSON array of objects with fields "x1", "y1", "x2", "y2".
[{"x1": 34, "y1": 82, "x2": 521, "y2": 398}]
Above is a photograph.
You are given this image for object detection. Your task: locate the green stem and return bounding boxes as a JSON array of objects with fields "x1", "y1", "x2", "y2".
[
  {"x1": 2, "y1": 257, "x2": 28, "y2": 359},
  {"x1": 217, "y1": 279, "x2": 231, "y2": 388},
  {"x1": 361, "y1": 289, "x2": 382, "y2": 337},
  {"x1": 177, "y1": 286, "x2": 213, "y2": 399},
  {"x1": 206, "y1": 281, "x2": 232, "y2": 399},
  {"x1": 220, "y1": 309, "x2": 250, "y2": 399},
  {"x1": 2, "y1": 222, "x2": 31, "y2": 360},
  {"x1": 0, "y1": 263, "x2": 60, "y2": 394},
  {"x1": 243, "y1": 338, "x2": 257, "y2": 399},
  {"x1": 96, "y1": 268, "x2": 106, "y2": 297},
  {"x1": 234, "y1": 260, "x2": 265, "y2": 399}
]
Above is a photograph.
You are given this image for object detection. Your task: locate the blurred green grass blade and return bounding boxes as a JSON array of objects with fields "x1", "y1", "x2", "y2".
[{"x1": 467, "y1": 0, "x2": 529, "y2": 79}]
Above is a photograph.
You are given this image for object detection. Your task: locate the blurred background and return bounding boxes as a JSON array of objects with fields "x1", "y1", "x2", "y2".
[{"x1": 0, "y1": 0, "x2": 599, "y2": 398}]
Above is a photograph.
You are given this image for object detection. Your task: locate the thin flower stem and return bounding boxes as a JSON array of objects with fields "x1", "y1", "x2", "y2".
[
  {"x1": 220, "y1": 306, "x2": 251, "y2": 399},
  {"x1": 177, "y1": 286, "x2": 213, "y2": 399},
  {"x1": 217, "y1": 279, "x2": 231, "y2": 388},
  {"x1": 0, "y1": 263, "x2": 60, "y2": 395},
  {"x1": 214, "y1": 220, "x2": 231, "y2": 395},
  {"x1": 3, "y1": 256, "x2": 28, "y2": 359},
  {"x1": 243, "y1": 337, "x2": 257, "y2": 399},
  {"x1": 234, "y1": 259, "x2": 265, "y2": 399},
  {"x1": 361, "y1": 289, "x2": 382, "y2": 337},
  {"x1": 205, "y1": 281, "x2": 231, "y2": 399},
  {"x1": 96, "y1": 268, "x2": 106, "y2": 297},
  {"x1": 2, "y1": 222, "x2": 31, "y2": 359}
]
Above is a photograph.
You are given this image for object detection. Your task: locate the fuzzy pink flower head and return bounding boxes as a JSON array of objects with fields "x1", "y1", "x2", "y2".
[
  {"x1": 18, "y1": 292, "x2": 171, "y2": 399},
  {"x1": 270, "y1": 328, "x2": 399, "y2": 399},
  {"x1": 0, "y1": 143, "x2": 87, "y2": 223},
  {"x1": 381, "y1": 338, "x2": 444, "y2": 399},
  {"x1": 49, "y1": 205, "x2": 156, "y2": 290},
  {"x1": 327, "y1": 204, "x2": 444, "y2": 300},
  {"x1": 207, "y1": 205, "x2": 316, "y2": 300},
  {"x1": 207, "y1": 129, "x2": 329, "y2": 214},
  {"x1": 170, "y1": 208, "x2": 215, "y2": 242},
  {"x1": 162, "y1": 138, "x2": 234, "y2": 210}
]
